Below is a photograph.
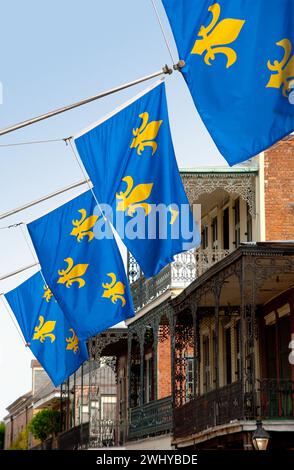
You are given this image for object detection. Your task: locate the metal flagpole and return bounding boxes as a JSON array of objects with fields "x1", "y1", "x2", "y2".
[
  {"x1": 0, "y1": 66, "x2": 172, "y2": 137},
  {"x1": 0, "y1": 262, "x2": 39, "y2": 282},
  {"x1": 0, "y1": 178, "x2": 89, "y2": 223}
]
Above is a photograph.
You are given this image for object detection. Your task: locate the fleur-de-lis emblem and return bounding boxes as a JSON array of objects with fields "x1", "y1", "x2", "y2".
[
  {"x1": 43, "y1": 285, "x2": 53, "y2": 303},
  {"x1": 102, "y1": 273, "x2": 126, "y2": 307},
  {"x1": 116, "y1": 176, "x2": 153, "y2": 217},
  {"x1": 57, "y1": 258, "x2": 89, "y2": 288},
  {"x1": 70, "y1": 208, "x2": 98, "y2": 242},
  {"x1": 130, "y1": 112, "x2": 163, "y2": 156},
  {"x1": 66, "y1": 328, "x2": 80, "y2": 353},
  {"x1": 33, "y1": 315, "x2": 56, "y2": 343},
  {"x1": 267, "y1": 39, "x2": 294, "y2": 97},
  {"x1": 191, "y1": 3, "x2": 245, "y2": 68},
  {"x1": 169, "y1": 207, "x2": 179, "y2": 225}
]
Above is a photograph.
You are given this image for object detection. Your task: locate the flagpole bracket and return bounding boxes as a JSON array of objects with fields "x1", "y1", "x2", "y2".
[
  {"x1": 173, "y1": 60, "x2": 186, "y2": 71},
  {"x1": 162, "y1": 64, "x2": 173, "y2": 75}
]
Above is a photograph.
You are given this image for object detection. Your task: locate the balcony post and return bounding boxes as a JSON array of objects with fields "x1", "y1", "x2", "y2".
[
  {"x1": 241, "y1": 256, "x2": 257, "y2": 419},
  {"x1": 170, "y1": 310, "x2": 176, "y2": 406},
  {"x1": 80, "y1": 363, "x2": 84, "y2": 448},
  {"x1": 73, "y1": 372, "x2": 76, "y2": 428},
  {"x1": 212, "y1": 281, "x2": 221, "y2": 390},
  {"x1": 153, "y1": 319, "x2": 159, "y2": 401},
  {"x1": 288, "y1": 296, "x2": 294, "y2": 383},
  {"x1": 192, "y1": 301, "x2": 199, "y2": 398},
  {"x1": 139, "y1": 332, "x2": 145, "y2": 406},
  {"x1": 127, "y1": 335, "x2": 132, "y2": 410}
]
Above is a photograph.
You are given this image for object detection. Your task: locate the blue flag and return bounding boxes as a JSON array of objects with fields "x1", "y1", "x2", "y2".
[
  {"x1": 75, "y1": 82, "x2": 200, "y2": 278},
  {"x1": 162, "y1": 0, "x2": 294, "y2": 165},
  {"x1": 28, "y1": 190, "x2": 134, "y2": 340},
  {"x1": 5, "y1": 272, "x2": 88, "y2": 386}
]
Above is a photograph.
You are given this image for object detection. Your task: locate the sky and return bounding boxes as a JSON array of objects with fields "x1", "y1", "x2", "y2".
[{"x1": 0, "y1": 0, "x2": 226, "y2": 420}]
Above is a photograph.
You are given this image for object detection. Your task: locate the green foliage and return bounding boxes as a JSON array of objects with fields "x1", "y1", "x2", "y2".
[
  {"x1": 8, "y1": 427, "x2": 28, "y2": 450},
  {"x1": 0, "y1": 422, "x2": 5, "y2": 449},
  {"x1": 28, "y1": 409, "x2": 60, "y2": 443}
]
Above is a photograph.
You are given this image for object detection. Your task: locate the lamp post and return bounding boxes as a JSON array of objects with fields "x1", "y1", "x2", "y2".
[{"x1": 252, "y1": 419, "x2": 270, "y2": 450}]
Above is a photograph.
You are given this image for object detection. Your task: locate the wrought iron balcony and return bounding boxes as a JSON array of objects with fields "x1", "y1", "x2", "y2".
[
  {"x1": 129, "y1": 248, "x2": 230, "y2": 312},
  {"x1": 195, "y1": 247, "x2": 230, "y2": 277},
  {"x1": 258, "y1": 379, "x2": 294, "y2": 419},
  {"x1": 58, "y1": 422, "x2": 90, "y2": 450},
  {"x1": 174, "y1": 379, "x2": 294, "y2": 440},
  {"x1": 174, "y1": 381, "x2": 244, "y2": 439},
  {"x1": 128, "y1": 396, "x2": 173, "y2": 440},
  {"x1": 57, "y1": 420, "x2": 124, "y2": 449}
]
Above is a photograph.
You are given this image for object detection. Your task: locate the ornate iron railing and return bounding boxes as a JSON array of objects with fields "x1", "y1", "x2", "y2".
[
  {"x1": 195, "y1": 248, "x2": 230, "y2": 277},
  {"x1": 58, "y1": 422, "x2": 90, "y2": 450},
  {"x1": 174, "y1": 379, "x2": 294, "y2": 439},
  {"x1": 58, "y1": 420, "x2": 124, "y2": 449},
  {"x1": 130, "y1": 249, "x2": 230, "y2": 311},
  {"x1": 31, "y1": 437, "x2": 53, "y2": 450},
  {"x1": 128, "y1": 396, "x2": 173, "y2": 440},
  {"x1": 257, "y1": 379, "x2": 294, "y2": 419},
  {"x1": 89, "y1": 419, "x2": 121, "y2": 448},
  {"x1": 174, "y1": 381, "x2": 244, "y2": 439}
]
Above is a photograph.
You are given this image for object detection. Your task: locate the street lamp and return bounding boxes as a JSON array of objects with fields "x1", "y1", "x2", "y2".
[{"x1": 252, "y1": 419, "x2": 270, "y2": 451}]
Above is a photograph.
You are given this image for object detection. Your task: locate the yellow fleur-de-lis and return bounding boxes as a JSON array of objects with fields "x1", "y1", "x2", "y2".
[
  {"x1": 116, "y1": 176, "x2": 153, "y2": 217},
  {"x1": 70, "y1": 208, "x2": 98, "y2": 242},
  {"x1": 191, "y1": 3, "x2": 245, "y2": 68},
  {"x1": 57, "y1": 258, "x2": 89, "y2": 289},
  {"x1": 33, "y1": 315, "x2": 56, "y2": 343},
  {"x1": 66, "y1": 328, "x2": 80, "y2": 353},
  {"x1": 102, "y1": 273, "x2": 126, "y2": 307},
  {"x1": 169, "y1": 207, "x2": 179, "y2": 225},
  {"x1": 43, "y1": 285, "x2": 53, "y2": 303},
  {"x1": 130, "y1": 112, "x2": 163, "y2": 156},
  {"x1": 266, "y1": 38, "x2": 294, "y2": 97}
]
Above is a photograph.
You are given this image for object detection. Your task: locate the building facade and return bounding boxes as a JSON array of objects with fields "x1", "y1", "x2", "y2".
[
  {"x1": 4, "y1": 360, "x2": 61, "y2": 449},
  {"x1": 49, "y1": 137, "x2": 294, "y2": 449}
]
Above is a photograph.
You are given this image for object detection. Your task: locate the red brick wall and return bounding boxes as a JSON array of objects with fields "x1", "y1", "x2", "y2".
[
  {"x1": 264, "y1": 136, "x2": 294, "y2": 240},
  {"x1": 157, "y1": 335, "x2": 171, "y2": 399},
  {"x1": 4, "y1": 407, "x2": 34, "y2": 449}
]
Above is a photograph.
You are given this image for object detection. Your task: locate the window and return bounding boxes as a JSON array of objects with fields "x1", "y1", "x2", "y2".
[
  {"x1": 119, "y1": 371, "x2": 127, "y2": 421},
  {"x1": 80, "y1": 404, "x2": 89, "y2": 423},
  {"x1": 185, "y1": 356, "x2": 194, "y2": 399},
  {"x1": 223, "y1": 207, "x2": 230, "y2": 249},
  {"x1": 225, "y1": 327, "x2": 232, "y2": 385},
  {"x1": 101, "y1": 396, "x2": 116, "y2": 420},
  {"x1": 246, "y1": 203, "x2": 252, "y2": 242},
  {"x1": 235, "y1": 321, "x2": 241, "y2": 381},
  {"x1": 203, "y1": 336, "x2": 211, "y2": 393},
  {"x1": 211, "y1": 216, "x2": 218, "y2": 249},
  {"x1": 202, "y1": 223, "x2": 208, "y2": 249},
  {"x1": 144, "y1": 355, "x2": 154, "y2": 403},
  {"x1": 234, "y1": 198, "x2": 240, "y2": 247}
]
